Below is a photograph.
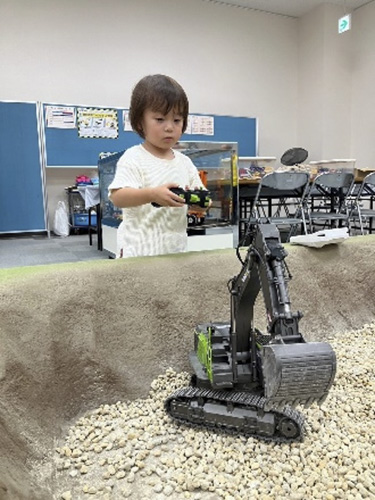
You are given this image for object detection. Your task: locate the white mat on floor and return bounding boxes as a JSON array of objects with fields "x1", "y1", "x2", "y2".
[{"x1": 290, "y1": 228, "x2": 349, "y2": 248}]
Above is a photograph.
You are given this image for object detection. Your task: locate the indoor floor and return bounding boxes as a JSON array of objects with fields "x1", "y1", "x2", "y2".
[{"x1": 0, "y1": 232, "x2": 109, "y2": 269}]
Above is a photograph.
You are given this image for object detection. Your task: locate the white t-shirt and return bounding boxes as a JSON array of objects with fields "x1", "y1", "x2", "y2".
[{"x1": 108, "y1": 144, "x2": 204, "y2": 258}]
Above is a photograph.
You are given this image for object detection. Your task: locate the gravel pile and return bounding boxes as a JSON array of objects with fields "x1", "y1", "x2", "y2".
[{"x1": 55, "y1": 323, "x2": 375, "y2": 500}]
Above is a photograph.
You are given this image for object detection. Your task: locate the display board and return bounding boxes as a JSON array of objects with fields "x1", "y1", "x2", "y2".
[
  {"x1": 0, "y1": 101, "x2": 46, "y2": 233},
  {"x1": 43, "y1": 103, "x2": 257, "y2": 167}
]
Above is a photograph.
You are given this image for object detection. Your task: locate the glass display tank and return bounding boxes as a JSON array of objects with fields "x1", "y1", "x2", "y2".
[
  {"x1": 174, "y1": 141, "x2": 238, "y2": 249},
  {"x1": 98, "y1": 142, "x2": 239, "y2": 254}
]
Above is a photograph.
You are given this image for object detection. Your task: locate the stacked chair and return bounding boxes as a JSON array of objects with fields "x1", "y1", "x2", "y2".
[
  {"x1": 303, "y1": 171, "x2": 355, "y2": 233},
  {"x1": 239, "y1": 149, "x2": 369, "y2": 244},
  {"x1": 249, "y1": 170, "x2": 310, "y2": 241},
  {"x1": 349, "y1": 172, "x2": 375, "y2": 234}
]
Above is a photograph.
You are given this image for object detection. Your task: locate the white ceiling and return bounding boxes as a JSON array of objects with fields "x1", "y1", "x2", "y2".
[{"x1": 204, "y1": 0, "x2": 372, "y2": 18}]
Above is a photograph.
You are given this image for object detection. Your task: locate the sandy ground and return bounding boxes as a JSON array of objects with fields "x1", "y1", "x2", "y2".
[{"x1": 0, "y1": 235, "x2": 374, "y2": 499}]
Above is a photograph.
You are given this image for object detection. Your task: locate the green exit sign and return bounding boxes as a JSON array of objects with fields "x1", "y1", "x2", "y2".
[{"x1": 338, "y1": 14, "x2": 351, "y2": 34}]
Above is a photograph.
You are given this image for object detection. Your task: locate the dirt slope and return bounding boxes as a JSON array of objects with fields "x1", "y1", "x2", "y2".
[{"x1": 0, "y1": 236, "x2": 374, "y2": 499}]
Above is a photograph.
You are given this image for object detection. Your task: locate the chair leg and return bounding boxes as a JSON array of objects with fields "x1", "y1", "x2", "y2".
[
  {"x1": 358, "y1": 212, "x2": 364, "y2": 235},
  {"x1": 88, "y1": 210, "x2": 93, "y2": 246},
  {"x1": 347, "y1": 217, "x2": 351, "y2": 235},
  {"x1": 97, "y1": 203, "x2": 102, "y2": 251},
  {"x1": 308, "y1": 217, "x2": 314, "y2": 234},
  {"x1": 301, "y1": 215, "x2": 308, "y2": 235}
]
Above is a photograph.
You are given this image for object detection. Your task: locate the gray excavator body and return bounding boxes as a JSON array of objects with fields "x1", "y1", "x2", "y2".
[{"x1": 165, "y1": 223, "x2": 336, "y2": 441}]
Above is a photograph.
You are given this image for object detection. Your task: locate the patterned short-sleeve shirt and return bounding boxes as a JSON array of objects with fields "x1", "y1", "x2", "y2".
[{"x1": 108, "y1": 144, "x2": 204, "y2": 258}]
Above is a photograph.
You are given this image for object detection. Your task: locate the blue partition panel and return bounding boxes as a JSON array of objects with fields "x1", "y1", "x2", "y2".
[
  {"x1": 0, "y1": 102, "x2": 46, "y2": 232},
  {"x1": 43, "y1": 104, "x2": 256, "y2": 166}
]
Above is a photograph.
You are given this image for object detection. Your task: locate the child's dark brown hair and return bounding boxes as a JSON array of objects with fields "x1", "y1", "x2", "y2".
[{"x1": 129, "y1": 74, "x2": 189, "y2": 138}]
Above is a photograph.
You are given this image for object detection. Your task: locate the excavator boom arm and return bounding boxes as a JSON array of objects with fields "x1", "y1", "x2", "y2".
[{"x1": 231, "y1": 224, "x2": 302, "y2": 347}]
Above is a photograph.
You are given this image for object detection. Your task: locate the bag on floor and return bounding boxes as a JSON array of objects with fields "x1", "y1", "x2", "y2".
[{"x1": 54, "y1": 201, "x2": 70, "y2": 237}]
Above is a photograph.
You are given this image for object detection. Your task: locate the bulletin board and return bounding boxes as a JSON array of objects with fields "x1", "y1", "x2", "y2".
[
  {"x1": 43, "y1": 103, "x2": 257, "y2": 167},
  {"x1": 0, "y1": 101, "x2": 46, "y2": 233}
]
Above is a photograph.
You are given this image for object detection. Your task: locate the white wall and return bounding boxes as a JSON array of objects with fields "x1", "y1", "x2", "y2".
[
  {"x1": 0, "y1": 0, "x2": 298, "y2": 158},
  {"x1": 297, "y1": 1, "x2": 375, "y2": 167},
  {"x1": 297, "y1": 4, "x2": 353, "y2": 161},
  {"x1": 351, "y1": 1, "x2": 375, "y2": 167},
  {"x1": 297, "y1": 5, "x2": 327, "y2": 159}
]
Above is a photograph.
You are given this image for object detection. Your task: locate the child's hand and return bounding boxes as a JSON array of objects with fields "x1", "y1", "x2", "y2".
[{"x1": 151, "y1": 183, "x2": 186, "y2": 207}]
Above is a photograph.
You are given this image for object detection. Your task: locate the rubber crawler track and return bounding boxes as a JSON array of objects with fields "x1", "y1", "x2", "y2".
[{"x1": 165, "y1": 386, "x2": 305, "y2": 443}]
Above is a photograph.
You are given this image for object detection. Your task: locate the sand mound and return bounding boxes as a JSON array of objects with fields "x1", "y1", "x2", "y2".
[{"x1": 0, "y1": 236, "x2": 374, "y2": 499}]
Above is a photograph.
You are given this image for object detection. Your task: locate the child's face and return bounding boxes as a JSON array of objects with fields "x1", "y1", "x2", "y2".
[{"x1": 141, "y1": 108, "x2": 184, "y2": 157}]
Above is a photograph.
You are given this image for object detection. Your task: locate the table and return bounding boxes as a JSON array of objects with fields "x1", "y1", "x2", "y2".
[{"x1": 77, "y1": 185, "x2": 102, "y2": 250}]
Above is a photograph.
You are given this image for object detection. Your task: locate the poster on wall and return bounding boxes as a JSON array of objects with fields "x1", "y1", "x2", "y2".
[
  {"x1": 121, "y1": 111, "x2": 215, "y2": 136},
  {"x1": 185, "y1": 115, "x2": 214, "y2": 135},
  {"x1": 45, "y1": 106, "x2": 76, "y2": 129},
  {"x1": 77, "y1": 108, "x2": 119, "y2": 139},
  {"x1": 192, "y1": 115, "x2": 214, "y2": 135}
]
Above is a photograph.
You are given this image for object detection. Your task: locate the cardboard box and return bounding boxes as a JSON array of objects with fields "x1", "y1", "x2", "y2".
[
  {"x1": 309, "y1": 159, "x2": 356, "y2": 175},
  {"x1": 354, "y1": 168, "x2": 375, "y2": 182}
]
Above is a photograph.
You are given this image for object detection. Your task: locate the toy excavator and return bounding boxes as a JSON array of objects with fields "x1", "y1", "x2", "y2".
[{"x1": 165, "y1": 222, "x2": 336, "y2": 442}]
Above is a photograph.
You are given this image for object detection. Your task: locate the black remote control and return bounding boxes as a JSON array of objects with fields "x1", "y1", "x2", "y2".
[{"x1": 152, "y1": 188, "x2": 211, "y2": 208}]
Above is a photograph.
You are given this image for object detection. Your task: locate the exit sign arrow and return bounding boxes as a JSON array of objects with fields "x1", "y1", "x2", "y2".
[
  {"x1": 338, "y1": 14, "x2": 351, "y2": 34},
  {"x1": 340, "y1": 18, "x2": 348, "y2": 30}
]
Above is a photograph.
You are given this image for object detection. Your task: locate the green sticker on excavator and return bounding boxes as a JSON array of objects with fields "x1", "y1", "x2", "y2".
[{"x1": 197, "y1": 327, "x2": 213, "y2": 382}]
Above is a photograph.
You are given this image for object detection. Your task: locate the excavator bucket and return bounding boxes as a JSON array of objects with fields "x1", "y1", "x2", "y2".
[{"x1": 261, "y1": 341, "x2": 336, "y2": 409}]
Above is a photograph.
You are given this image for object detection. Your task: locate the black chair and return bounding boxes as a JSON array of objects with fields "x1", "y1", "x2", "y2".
[
  {"x1": 349, "y1": 172, "x2": 375, "y2": 234},
  {"x1": 244, "y1": 171, "x2": 310, "y2": 242},
  {"x1": 88, "y1": 203, "x2": 101, "y2": 250},
  {"x1": 304, "y1": 171, "x2": 355, "y2": 233}
]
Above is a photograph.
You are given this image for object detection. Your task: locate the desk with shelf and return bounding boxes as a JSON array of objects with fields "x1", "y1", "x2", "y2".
[{"x1": 65, "y1": 186, "x2": 102, "y2": 249}]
